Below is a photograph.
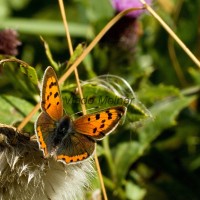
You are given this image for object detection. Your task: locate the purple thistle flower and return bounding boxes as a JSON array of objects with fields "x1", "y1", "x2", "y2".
[
  {"x1": 0, "y1": 29, "x2": 21, "y2": 56},
  {"x1": 101, "y1": 0, "x2": 152, "y2": 52},
  {"x1": 111, "y1": 0, "x2": 152, "y2": 18}
]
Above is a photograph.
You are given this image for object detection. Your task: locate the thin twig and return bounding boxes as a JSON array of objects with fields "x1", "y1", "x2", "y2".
[
  {"x1": 94, "y1": 154, "x2": 108, "y2": 200},
  {"x1": 17, "y1": 103, "x2": 40, "y2": 131},
  {"x1": 58, "y1": 0, "x2": 108, "y2": 199},
  {"x1": 58, "y1": 0, "x2": 86, "y2": 114},
  {"x1": 139, "y1": 0, "x2": 200, "y2": 68}
]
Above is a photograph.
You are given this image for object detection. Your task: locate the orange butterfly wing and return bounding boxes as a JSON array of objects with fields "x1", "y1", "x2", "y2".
[
  {"x1": 73, "y1": 106, "x2": 126, "y2": 140},
  {"x1": 35, "y1": 112, "x2": 56, "y2": 157},
  {"x1": 41, "y1": 66, "x2": 63, "y2": 121}
]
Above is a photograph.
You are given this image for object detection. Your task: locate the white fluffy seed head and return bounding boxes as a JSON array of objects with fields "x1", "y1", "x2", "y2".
[{"x1": 0, "y1": 124, "x2": 95, "y2": 200}]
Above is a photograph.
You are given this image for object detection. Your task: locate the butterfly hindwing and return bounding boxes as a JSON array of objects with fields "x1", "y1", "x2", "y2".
[
  {"x1": 73, "y1": 106, "x2": 126, "y2": 140},
  {"x1": 56, "y1": 132, "x2": 95, "y2": 164},
  {"x1": 41, "y1": 66, "x2": 63, "y2": 121}
]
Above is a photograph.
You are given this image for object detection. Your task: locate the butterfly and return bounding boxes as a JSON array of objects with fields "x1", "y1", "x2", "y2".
[{"x1": 35, "y1": 66, "x2": 127, "y2": 164}]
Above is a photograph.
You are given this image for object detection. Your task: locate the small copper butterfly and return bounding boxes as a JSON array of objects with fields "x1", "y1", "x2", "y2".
[{"x1": 35, "y1": 66, "x2": 126, "y2": 164}]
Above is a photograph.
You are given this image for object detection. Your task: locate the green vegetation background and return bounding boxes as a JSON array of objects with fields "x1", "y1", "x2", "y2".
[{"x1": 0, "y1": 0, "x2": 200, "y2": 199}]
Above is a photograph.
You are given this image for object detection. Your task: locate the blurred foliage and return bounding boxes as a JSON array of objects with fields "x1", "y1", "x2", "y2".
[{"x1": 0, "y1": 0, "x2": 200, "y2": 199}]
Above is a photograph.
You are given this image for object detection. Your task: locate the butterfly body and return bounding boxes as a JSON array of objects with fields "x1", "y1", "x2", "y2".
[
  {"x1": 54, "y1": 115, "x2": 73, "y2": 146},
  {"x1": 35, "y1": 66, "x2": 126, "y2": 164}
]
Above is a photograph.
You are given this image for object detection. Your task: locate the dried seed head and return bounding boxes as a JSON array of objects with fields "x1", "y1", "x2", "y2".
[{"x1": 0, "y1": 124, "x2": 95, "y2": 200}]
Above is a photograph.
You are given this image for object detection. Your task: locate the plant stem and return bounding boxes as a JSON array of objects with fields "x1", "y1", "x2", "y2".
[{"x1": 103, "y1": 137, "x2": 116, "y2": 181}]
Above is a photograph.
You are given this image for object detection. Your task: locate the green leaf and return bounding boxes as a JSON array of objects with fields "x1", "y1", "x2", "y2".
[
  {"x1": 125, "y1": 181, "x2": 146, "y2": 200},
  {"x1": 188, "y1": 67, "x2": 200, "y2": 85},
  {"x1": 0, "y1": 95, "x2": 35, "y2": 124},
  {"x1": 138, "y1": 84, "x2": 180, "y2": 105},
  {"x1": 114, "y1": 142, "x2": 142, "y2": 184},
  {"x1": 67, "y1": 43, "x2": 85, "y2": 68},
  {"x1": 0, "y1": 57, "x2": 38, "y2": 85},
  {"x1": 40, "y1": 37, "x2": 59, "y2": 70},
  {"x1": 0, "y1": 18, "x2": 94, "y2": 38},
  {"x1": 139, "y1": 95, "x2": 197, "y2": 145},
  {"x1": 114, "y1": 95, "x2": 196, "y2": 184},
  {"x1": 19, "y1": 64, "x2": 38, "y2": 85}
]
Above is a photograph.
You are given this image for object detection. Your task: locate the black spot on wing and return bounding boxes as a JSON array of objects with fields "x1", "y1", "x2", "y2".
[
  {"x1": 95, "y1": 114, "x2": 100, "y2": 120},
  {"x1": 54, "y1": 92, "x2": 59, "y2": 98},
  {"x1": 108, "y1": 112, "x2": 112, "y2": 120},
  {"x1": 101, "y1": 119, "x2": 106, "y2": 123},
  {"x1": 47, "y1": 103, "x2": 51, "y2": 109},
  {"x1": 93, "y1": 127, "x2": 97, "y2": 133},
  {"x1": 49, "y1": 81, "x2": 56, "y2": 89},
  {"x1": 100, "y1": 124, "x2": 105, "y2": 128}
]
